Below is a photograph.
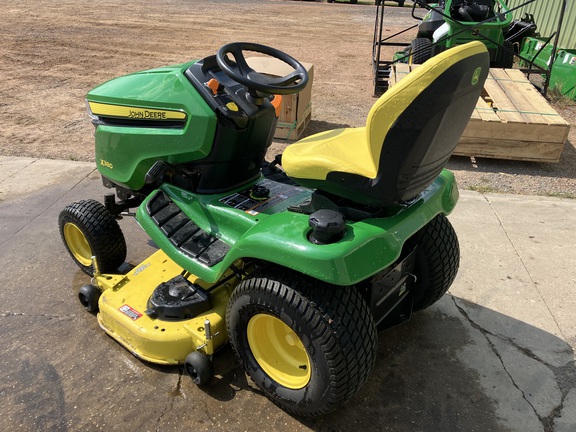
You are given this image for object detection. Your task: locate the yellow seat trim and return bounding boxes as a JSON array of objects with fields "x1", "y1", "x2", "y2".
[{"x1": 283, "y1": 41, "x2": 487, "y2": 182}]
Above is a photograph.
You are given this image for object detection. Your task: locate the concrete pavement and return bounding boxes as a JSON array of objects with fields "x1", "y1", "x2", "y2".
[{"x1": 0, "y1": 156, "x2": 575, "y2": 431}]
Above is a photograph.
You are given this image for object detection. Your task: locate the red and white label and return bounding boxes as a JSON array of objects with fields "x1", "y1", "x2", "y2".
[{"x1": 119, "y1": 304, "x2": 142, "y2": 321}]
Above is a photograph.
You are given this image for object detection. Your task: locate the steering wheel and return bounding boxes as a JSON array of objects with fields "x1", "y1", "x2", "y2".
[{"x1": 216, "y1": 42, "x2": 309, "y2": 96}]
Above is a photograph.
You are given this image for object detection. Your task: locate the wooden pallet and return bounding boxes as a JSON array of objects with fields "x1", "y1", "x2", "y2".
[
  {"x1": 390, "y1": 64, "x2": 570, "y2": 162},
  {"x1": 275, "y1": 107, "x2": 312, "y2": 141}
]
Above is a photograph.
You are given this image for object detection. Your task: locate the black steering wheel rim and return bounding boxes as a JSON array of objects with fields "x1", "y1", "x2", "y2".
[{"x1": 216, "y1": 42, "x2": 309, "y2": 95}]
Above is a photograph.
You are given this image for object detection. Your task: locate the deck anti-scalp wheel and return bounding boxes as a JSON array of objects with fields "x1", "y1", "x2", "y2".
[
  {"x1": 226, "y1": 268, "x2": 378, "y2": 417},
  {"x1": 58, "y1": 199, "x2": 126, "y2": 276},
  {"x1": 78, "y1": 283, "x2": 101, "y2": 313},
  {"x1": 411, "y1": 214, "x2": 460, "y2": 311},
  {"x1": 184, "y1": 351, "x2": 213, "y2": 386}
]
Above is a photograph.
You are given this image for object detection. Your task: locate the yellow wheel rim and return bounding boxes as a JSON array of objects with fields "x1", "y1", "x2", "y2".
[
  {"x1": 247, "y1": 314, "x2": 311, "y2": 389},
  {"x1": 63, "y1": 223, "x2": 92, "y2": 266}
]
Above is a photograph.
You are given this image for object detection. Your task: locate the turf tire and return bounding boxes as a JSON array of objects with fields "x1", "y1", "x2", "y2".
[
  {"x1": 412, "y1": 214, "x2": 460, "y2": 311},
  {"x1": 409, "y1": 37, "x2": 433, "y2": 64},
  {"x1": 493, "y1": 40, "x2": 515, "y2": 69},
  {"x1": 226, "y1": 267, "x2": 378, "y2": 417},
  {"x1": 59, "y1": 199, "x2": 126, "y2": 276}
]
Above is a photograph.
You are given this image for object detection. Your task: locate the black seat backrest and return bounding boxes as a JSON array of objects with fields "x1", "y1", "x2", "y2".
[{"x1": 322, "y1": 42, "x2": 490, "y2": 207}]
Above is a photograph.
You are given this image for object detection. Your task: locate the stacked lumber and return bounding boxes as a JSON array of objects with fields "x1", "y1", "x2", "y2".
[{"x1": 390, "y1": 64, "x2": 570, "y2": 162}]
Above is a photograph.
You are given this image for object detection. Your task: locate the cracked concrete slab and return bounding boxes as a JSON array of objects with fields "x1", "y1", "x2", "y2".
[
  {"x1": 0, "y1": 156, "x2": 94, "y2": 203},
  {"x1": 485, "y1": 195, "x2": 576, "y2": 353},
  {"x1": 452, "y1": 300, "x2": 545, "y2": 432},
  {"x1": 555, "y1": 389, "x2": 576, "y2": 432},
  {"x1": 449, "y1": 193, "x2": 575, "y2": 367},
  {"x1": 449, "y1": 192, "x2": 576, "y2": 432},
  {"x1": 1, "y1": 157, "x2": 575, "y2": 431},
  {"x1": 487, "y1": 333, "x2": 562, "y2": 420}
]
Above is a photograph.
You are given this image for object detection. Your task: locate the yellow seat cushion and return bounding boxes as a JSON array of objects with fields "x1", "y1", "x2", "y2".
[
  {"x1": 282, "y1": 127, "x2": 377, "y2": 180},
  {"x1": 282, "y1": 41, "x2": 488, "y2": 184}
]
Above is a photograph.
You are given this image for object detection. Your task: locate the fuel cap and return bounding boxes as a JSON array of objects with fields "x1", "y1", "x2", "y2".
[{"x1": 308, "y1": 209, "x2": 346, "y2": 245}]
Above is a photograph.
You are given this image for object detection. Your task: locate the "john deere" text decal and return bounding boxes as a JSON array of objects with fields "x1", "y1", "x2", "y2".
[{"x1": 88, "y1": 102, "x2": 186, "y2": 121}]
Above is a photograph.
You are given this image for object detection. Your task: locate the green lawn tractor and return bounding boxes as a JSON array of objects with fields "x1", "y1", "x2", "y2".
[
  {"x1": 405, "y1": 0, "x2": 514, "y2": 67},
  {"x1": 59, "y1": 41, "x2": 489, "y2": 416}
]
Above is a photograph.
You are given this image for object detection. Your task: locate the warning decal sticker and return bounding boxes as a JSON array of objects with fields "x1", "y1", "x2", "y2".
[
  {"x1": 219, "y1": 179, "x2": 307, "y2": 215},
  {"x1": 119, "y1": 304, "x2": 142, "y2": 321}
]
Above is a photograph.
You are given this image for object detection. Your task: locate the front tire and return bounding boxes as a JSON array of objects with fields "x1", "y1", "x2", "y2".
[
  {"x1": 227, "y1": 268, "x2": 377, "y2": 417},
  {"x1": 409, "y1": 37, "x2": 433, "y2": 64},
  {"x1": 58, "y1": 200, "x2": 127, "y2": 276}
]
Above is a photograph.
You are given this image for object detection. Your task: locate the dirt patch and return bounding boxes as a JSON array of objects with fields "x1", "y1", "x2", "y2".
[{"x1": 1, "y1": 0, "x2": 574, "y2": 197}]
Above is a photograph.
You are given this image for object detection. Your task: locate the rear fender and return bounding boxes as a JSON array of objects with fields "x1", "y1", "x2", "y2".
[{"x1": 137, "y1": 170, "x2": 458, "y2": 286}]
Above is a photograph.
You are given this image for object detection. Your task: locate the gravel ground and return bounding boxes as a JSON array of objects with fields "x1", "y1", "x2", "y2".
[
  {"x1": 448, "y1": 100, "x2": 576, "y2": 198},
  {"x1": 1, "y1": 0, "x2": 574, "y2": 198}
]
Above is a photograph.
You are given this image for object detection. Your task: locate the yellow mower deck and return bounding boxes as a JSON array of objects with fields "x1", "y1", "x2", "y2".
[{"x1": 94, "y1": 250, "x2": 240, "y2": 364}]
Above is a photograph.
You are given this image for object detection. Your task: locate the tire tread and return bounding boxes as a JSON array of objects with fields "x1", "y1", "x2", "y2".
[
  {"x1": 58, "y1": 199, "x2": 126, "y2": 275},
  {"x1": 227, "y1": 267, "x2": 378, "y2": 417}
]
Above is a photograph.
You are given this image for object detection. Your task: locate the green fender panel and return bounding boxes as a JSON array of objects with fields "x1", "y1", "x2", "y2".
[{"x1": 137, "y1": 170, "x2": 459, "y2": 286}]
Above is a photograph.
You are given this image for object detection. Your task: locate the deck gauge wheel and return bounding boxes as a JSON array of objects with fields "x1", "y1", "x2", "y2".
[{"x1": 184, "y1": 351, "x2": 214, "y2": 386}]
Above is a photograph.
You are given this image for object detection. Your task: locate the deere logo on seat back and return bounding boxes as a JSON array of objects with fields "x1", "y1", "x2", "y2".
[{"x1": 471, "y1": 67, "x2": 482, "y2": 86}]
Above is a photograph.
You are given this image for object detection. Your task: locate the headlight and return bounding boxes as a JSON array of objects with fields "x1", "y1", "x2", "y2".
[{"x1": 85, "y1": 99, "x2": 99, "y2": 124}]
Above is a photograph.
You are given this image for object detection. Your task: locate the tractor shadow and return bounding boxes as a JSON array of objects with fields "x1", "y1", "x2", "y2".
[
  {"x1": 203, "y1": 294, "x2": 576, "y2": 431},
  {"x1": 300, "y1": 120, "x2": 351, "y2": 138},
  {"x1": 299, "y1": 295, "x2": 576, "y2": 431}
]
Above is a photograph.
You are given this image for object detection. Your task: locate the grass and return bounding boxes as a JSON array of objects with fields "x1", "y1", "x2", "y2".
[
  {"x1": 466, "y1": 177, "x2": 499, "y2": 194},
  {"x1": 466, "y1": 184, "x2": 499, "y2": 194},
  {"x1": 548, "y1": 91, "x2": 576, "y2": 109},
  {"x1": 545, "y1": 191, "x2": 576, "y2": 200}
]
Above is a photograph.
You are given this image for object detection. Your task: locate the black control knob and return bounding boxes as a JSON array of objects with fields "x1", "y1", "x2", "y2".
[
  {"x1": 250, "y1": 185, "x2": 270, "y2": 200},
  {"x1": 145, "y1": 160, "x2": 169, "y2": 185},
  {"x1": 308, "y1": 210, "x2": 346, "y2": 245}
]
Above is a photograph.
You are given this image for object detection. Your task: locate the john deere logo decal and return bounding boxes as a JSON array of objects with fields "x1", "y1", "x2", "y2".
[
  {"x1": 88, "y1": 102, "x2": 186, "y2": 121},
  {"x1": 471, "y1": 67, "x2": 482, "y2": 85}
]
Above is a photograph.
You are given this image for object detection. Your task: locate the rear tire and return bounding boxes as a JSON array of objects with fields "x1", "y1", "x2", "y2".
[
  {"x1": 493, "y1": 40, "x2": 515, "y2": 68},
  {"x1": 409, "y1": 38, "x2": 433, "y2": 64},
  {"x1": 412, "y1": 214, "x2": 460, "y2": 311},
  {"x1": 227, "y1": 268, "x2": 378, "y2": 417},
  {"x1": 59, "y1": 200, "x2": 126, "y2": 276}
]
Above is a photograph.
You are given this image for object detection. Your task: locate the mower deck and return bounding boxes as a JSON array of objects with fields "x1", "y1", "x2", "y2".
[{"x1": 95, "y1": 250, "x2": 239, "y2": 364}]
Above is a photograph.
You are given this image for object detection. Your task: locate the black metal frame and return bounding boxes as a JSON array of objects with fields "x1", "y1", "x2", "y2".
[{"x1": 372, "y1": 0, "x2": 567, "y2": 96}]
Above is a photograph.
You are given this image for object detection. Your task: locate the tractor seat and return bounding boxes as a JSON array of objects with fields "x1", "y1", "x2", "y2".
[
  {"x1": 282, "y1": 41, "x2": 489, "y2": 208},
  {"x1": 451, "y1": 0, "x2": 495, "y2": 22}
]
